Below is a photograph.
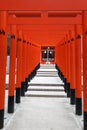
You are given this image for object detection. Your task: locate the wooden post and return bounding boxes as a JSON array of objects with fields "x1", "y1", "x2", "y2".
[
  {"x1": 21, "y1": 35, "x2": 27, "y2": 96},
  {"x1": 66, "y1": 34, "x2": 71, "y2": 97},
  {"x1": 16, "y1": 30, "x2": 22, "y2": 103},
  {"x1": 75, "y1": 24, "x2": 82, "y2": 115},
  {"x1": 69, "y1": 30, "x2": 76, "y2": 105},
  {"x1": 8, "y1": 25, "x2": 17, "y2": 113},
  {"x1": 0, "y1": 11, "x2": 7, "y2": 129},
  {"x1": 82, "y1": 11, "x2": 87, "y2": 130}
]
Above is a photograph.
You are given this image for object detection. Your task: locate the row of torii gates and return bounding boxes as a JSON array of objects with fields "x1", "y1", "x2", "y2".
[{"x1": 1, "y1": 9, "x2": 87, "y2": 130}]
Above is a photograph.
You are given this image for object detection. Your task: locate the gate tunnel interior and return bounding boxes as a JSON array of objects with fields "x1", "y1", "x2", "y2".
[
  {"x1": 0, "y1": 0, "x2": 87, "y2": 130},
  {"x1": 7, "y1": 10, "x2": 82, "y2": 64}
]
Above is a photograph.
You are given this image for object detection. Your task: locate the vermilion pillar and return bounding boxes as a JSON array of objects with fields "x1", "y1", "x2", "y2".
[
  {"x1": 62, "y1": 40, "x2": 67, "y2": 92},
  {"x1": 28, "y1": 43, "x2": 31, "y2": 82},
  {"x1": 27, "y1": 42, "x2": 30, "y2": 82},
  {"x1": 75, "y1": 25, "x2": 82, "y2": 115},
  {"x1": 69, "y1": 30, "x2": 76, "y2": 105},
  {"x1": 0, "y1": 11, "x2": 7, "y2": 129},
  {"x1": 21, "y1": 36, "x2": 26, "y2": 96},
  {"x1": 25, "y1": 41, "x2": 29, "y2": 91},
  {"x1": 66, "y1": 34, "x2": 71, "y2": 97},
  {"x1": 16, "y1": 30, "x2": 22, "y2": 103},
  {"x1": 8, "y1": 25, "x2": 17, "y2": 113},
  {"x1": 64, "y1": 38, "x2": 68, "y2": 93},
  {"x1": 83, "y1": 11, "x2": 87, "y2": 130},
  {"x1": 24, "y1": 39, "x2": 28, "y2": 92}
]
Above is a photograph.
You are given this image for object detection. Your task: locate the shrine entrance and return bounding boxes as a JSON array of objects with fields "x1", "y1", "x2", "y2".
[{"x1": 41, "y1": 46, "x2": 55, "y2": 64}]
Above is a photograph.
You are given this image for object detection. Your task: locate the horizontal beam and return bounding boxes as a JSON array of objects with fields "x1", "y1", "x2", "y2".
[
  {"x1": 8, "y1": 16, "x2": 82, "y2": 25},
  {"x1": 17, "y1": 25, "x2": 74, "y2": 31},
  {"x1": 0, "y1": 0, "x2": 87, "y2": 10},
  {"x1": 8, "y1": 11, "x2": 82, "y2": 17}
]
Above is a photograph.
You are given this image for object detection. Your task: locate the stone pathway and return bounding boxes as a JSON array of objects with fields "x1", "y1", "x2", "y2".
[{"x1": 3, "y1": 64, "x2": 83, "y2": 130}]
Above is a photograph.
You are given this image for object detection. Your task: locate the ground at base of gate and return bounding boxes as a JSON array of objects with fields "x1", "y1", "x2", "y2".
[
  {"x1": 3, "y1": 64, "x2": 83, "y2": 130},
  {"x1": 3, "y1": 95, "x2": 83, "y2": 130}
]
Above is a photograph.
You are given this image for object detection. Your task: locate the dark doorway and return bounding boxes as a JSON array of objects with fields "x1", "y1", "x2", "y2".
[{"x1": 41, "y1": 46, "x2": 55, "y2": 63}]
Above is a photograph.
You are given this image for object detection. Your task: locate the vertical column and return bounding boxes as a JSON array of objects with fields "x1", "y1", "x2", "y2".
[
  {"x1": 25, "y1": 41, "x2": 29, "y2": 91},
  {"x1": 8, "y1": 25, "x2": 17, "y2": 113},
  {"x1": 28, "y1": 43, "x2": 30, "y2": 82},
  {"x1": 64, "y1": 39, "x2": 68, "y2": 93},
  {"x1": 66, "y1": 34, "x2": 71, "y2": 97},
  {"x1": 0, "y1": 11, "x2": 7, "y2": 129},
  {"x1": 29, "y1": 43, "x2": 32, "y2": 75},
  {"x1": 83, "y1": 11, "x2": 87, "y2": 130},
  {"x1": 24, "y1": 38, "x2": 27, "y2": 84},
  {"x1": 62, "y1": 39, "x2": 67, "y2": 93},
  {"x1": 75, "y1": 25, "x2": 82, "y2": 115},
  {"x1": 61, "y1": 42, "x2": 66, "y2": 86},
  {"x1": 16, "y1": 30, "x2": 22, "y2": 103},
  {"x1": 69, "y1": 30, "x2": 76, "y2": 105},
  {"x1": 47, "y1": 47, "x2": 49, "y2": 63},
  {"x1": 21, "y1": 35, "x2": 27, "y2": 96},
  {"x1": 28, "y1": 43, "x2": 32, "y2": 81},
  {"x1": 25, "y1": 41, "x2": 28, "y2": 91}
]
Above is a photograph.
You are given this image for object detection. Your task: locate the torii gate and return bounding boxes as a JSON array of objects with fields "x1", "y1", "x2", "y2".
[{"x1": 0, "y1": 0, "x2": 87, "y2": 130}]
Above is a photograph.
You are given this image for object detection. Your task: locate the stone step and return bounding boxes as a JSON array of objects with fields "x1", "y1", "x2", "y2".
[
  {"x1": 28, "y1": 88, "x2": 64, "y2": 91},
  {"x1": 28, "y1": 86, "x2": 64, "y2": 89},
  {"x1": 37, "y1": 70, "x2": 58, "y2": 72},
  {"x1": 37, "y1": 71, "x2": 57, "y2": 72},
  {"x1": 36, "y1": 74, "x2": 58, "y2": 77},
  {"x1": 40, "y1": 67, "x2": 56, "y2": 69},
  {"x1": 28, "y1": 86, "x2": 64, "y2": 91},
  {"x1": 28, "y1": 83, "x2": 64, "y2": 86},
  {"x1": 37, "y1": 69, "x2": 58, "y2": 72},
  {"x1": 25, "y1": 91, "x2": 66, "y2": 98},
  {"x1": 40, "y1": 64, "x2": 55, "y2": 67},
  {"x1": 36, "y1": 73, "x2": 58, "y2": 76},
  {"x1": 29, "y1": 77, "x2": 64, "y2": 84},
  {"x1": 40, "y1": 68, "x2": 56, "y2": 69},
  {"x1": 37, "y1": 72, "x2": 58, "y2": 74},
  {"x1": 40, "y1": 65, "x2": 55, "y2": 67}
]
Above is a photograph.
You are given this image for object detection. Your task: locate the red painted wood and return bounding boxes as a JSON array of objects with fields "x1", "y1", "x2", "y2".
[
  {"x1": 83, "y1": 11, "x2": 87, "y2": 112},
  {"x1": 0, "y1": 11, "x2": 7, "y2": 109},
  {"x1": 8, "y1": 25, "x2": 17, "y2": 96},
  {"x1": 69, "y1": 30, "x2": 76, "y2": 89},
  {"x1": 75, "y1": 24, "x2": 82, "y2": 98},
  {"x1": 0, "y1": 0, "x2": 86, "y2": 10},
  {"x1": 16, "y1": 30, "x2": 22, "y2": 88}
]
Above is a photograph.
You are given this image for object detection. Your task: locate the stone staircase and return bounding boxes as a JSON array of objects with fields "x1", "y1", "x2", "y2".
[{"x1": 25, "y1": 64, "x2": 66, "y2": 98}]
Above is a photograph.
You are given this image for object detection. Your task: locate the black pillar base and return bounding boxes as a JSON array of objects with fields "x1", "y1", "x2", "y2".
[
  {"x1": 28, "y1": 74, "x2": 30, "y2": 82},
  {"x1": 27, "y1": 63, "x2": 39, "y2": 83},
  {"x1": 76, "y1": 98, "x2": 82, "y2": 115},
  {"x1": 70, "y1": 89, "x2": 75, "y2": 105},
  {"x1": 21, "y1": 82, "x2": 25, "y2": 96},
  {"x1": 25, "y1": 78, "x2": 28, "y2": 92},
  {"x1": 84, "y1": 112, "x2": 87, "y2": 130},
  {"x1": 62, "y1": 75, "x2": 65, "y2": 83},
  {"x1": 0, "y1": 109, "x2": 4, "y2": 129},
  {"x1": 8, "y1": 96, "x2": 14, "y2": 113},
  {"x1": 30, "y1": 72, "x2": 33, "y2": 80},
  {"x1": 64, "y1": 78, "x2": 67, "y2": 93},
  {"x1": 37, "y1": 63, "x2": 40, "y2": 70},
  {"x1": 66, "y1": 82, "x2": 70, "y2": 97},
  {"x1": 16, "y1": 88, "x2": 21, "y2": 103},
  {"x1": 31, "y1": 71, "x2": 36, "y2": 79}
]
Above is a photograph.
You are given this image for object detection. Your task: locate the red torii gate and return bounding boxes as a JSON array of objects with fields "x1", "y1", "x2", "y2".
[
  {"x1": 8, "y1": 14, "x2": 82, "y2": 46},
  {"x1": 0, "y1": 1, "x2": 87, "y2": 129}
]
